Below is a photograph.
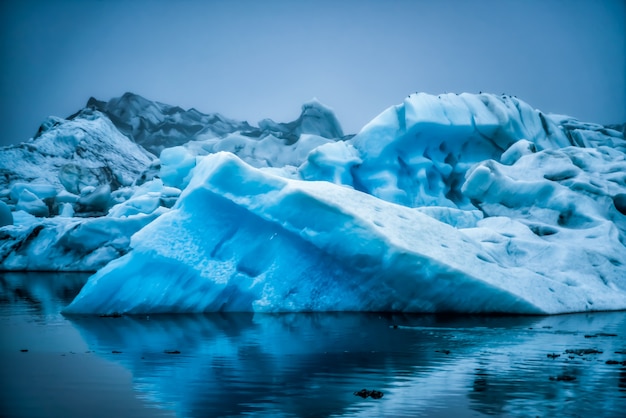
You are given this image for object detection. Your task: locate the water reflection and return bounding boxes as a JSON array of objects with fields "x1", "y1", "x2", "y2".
[
  {"x1": 2, "y1": 273, "x2": 625, "y2": 417},
  {"x1": 0, "y1": 271, "x2": 89, "y2": 317},
  {"x1": 68, "y1": 312, "x2": 626, "y2": 417}
]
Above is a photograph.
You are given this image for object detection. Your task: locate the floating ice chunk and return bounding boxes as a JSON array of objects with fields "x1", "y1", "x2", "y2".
[
  {"x1": 161, "y1": 186, "x2": 181, "y2": 198},
  {"x1": 16, "y1": 189, "x2": 49, "y2": 217},
  {"x1": 299, "y1": 141, "x2": 362, "y2": 186},
  {"x1": 80, "y1": 186, "x2": 96, "y2": 195},
  {"x1": 500, "y1": 139, "x2": 537, "y2": 165},
  {"x1": 290, "y1": 134, "x2": 334, "y2": 163},
  {"x1": 108, "y1": 193, "x2": 161, "y2": 217},
  {"x1": 77, "y1": 184, "x2": 111, "y2": 213},
  {"x1": 10, "y1": 182, "x2": 57, "y2": 202},
  {"x1": 108, "y1": 179, "x2": 173, "y2": 217},
  {"x1": 160, "y1": 146, "x2": 196, "y2": 189},
  {"x1": 55, "y1": 190, "x2": 79, "y2": 204},
  {"x1": 59, "y1": 203, "x2": 74, "y2": 218}
]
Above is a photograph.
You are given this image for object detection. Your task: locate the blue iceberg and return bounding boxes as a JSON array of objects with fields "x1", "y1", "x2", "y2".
[{"x1": 26, "y1": 92, "x2": 625, "y2": 314}]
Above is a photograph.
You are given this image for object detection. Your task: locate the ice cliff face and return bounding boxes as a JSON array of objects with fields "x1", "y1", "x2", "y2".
[{"x1": 1, "y1": 92, "x2": 625, "y2": 313}]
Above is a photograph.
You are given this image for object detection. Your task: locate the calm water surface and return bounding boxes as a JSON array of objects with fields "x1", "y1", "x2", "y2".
[{"x1": 0, "y1": 272, "x2": 625, "y2": 417}]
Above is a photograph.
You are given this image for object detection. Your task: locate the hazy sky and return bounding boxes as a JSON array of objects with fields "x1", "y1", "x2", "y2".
[{"x1": 1, "y1": 0, "x2": 624, "y2": 146}]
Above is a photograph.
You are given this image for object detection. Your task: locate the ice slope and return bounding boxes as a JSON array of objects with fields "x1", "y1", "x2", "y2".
[{"x1": 64, "y1": 152, "x2": 626, "y2": 314}]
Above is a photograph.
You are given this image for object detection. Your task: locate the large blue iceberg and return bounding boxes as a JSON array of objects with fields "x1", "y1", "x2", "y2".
[{"x1": 63, "y1": 93, "x2": 626, "y2": 314}]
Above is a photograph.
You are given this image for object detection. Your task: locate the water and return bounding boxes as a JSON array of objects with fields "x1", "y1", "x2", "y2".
[{"x1": 1, "y1": 272, "x2": 625, "y2": 418}]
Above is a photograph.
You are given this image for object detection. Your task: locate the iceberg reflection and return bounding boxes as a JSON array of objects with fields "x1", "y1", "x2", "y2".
[{"x1": 68, "y1": 312, "x2": 626, "y2": 417}]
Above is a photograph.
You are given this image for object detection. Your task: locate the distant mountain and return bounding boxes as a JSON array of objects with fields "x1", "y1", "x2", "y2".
[
  {"x1": 86, "y1": 92, "x2": 349, "y2": 155},
  {"x1": 85, "y1": 93, "x2": 256, "y2": 155}
]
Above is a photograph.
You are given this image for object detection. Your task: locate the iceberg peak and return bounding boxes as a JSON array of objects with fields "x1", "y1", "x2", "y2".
[{"x1": 257, "y1": 98, "x2": 346, "y2": 145}]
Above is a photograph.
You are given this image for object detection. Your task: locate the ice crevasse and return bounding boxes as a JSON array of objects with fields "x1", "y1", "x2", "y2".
[{"x1": 64, "y1": 93, "x2": 626, "y2": 314}]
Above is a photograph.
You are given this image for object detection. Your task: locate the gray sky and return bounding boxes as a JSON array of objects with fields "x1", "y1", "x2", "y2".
[{"x1": 1, "y1": 0, "x2": 624, "y2": 146}]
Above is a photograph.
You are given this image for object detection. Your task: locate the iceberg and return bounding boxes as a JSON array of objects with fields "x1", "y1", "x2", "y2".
[
  {"x1": 65, "y1": 147, "x2": 626, "y2": 314},
  {"x1": 1, "y1": 91, "x2": 624, "y2": 314},
  {"x1": 66, "y1": 152, "x2": 545, "y2": 314}
]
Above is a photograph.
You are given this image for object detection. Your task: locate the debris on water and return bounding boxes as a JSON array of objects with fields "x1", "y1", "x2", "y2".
[
  {"x1": 99, "y1": 313, "x2": 123, "y2": 318},
  {"x1": 547, "y1": 353, "x2": 560, "y2": 359},
  {"x1": 354, "y1": 389, "x2": 369, "y2": 398},
  {"x1": 585, "y1": 333, "x2": 617, "y2": 338},
  {"x1": 354, "y1": 389, "x2": 384, "y2": 399},
  {"x1": 19, "y1": 349, "x2": 28, "y2": 352},
  {"x1": 112, "y1": 350, "x2": 122, "y2": 354},
  {"x1": 549, "y1": 374, "x2": 577, "y2": 382},
  {"x1": 436, "y1": 350, "x2": 451, "y2": 355},
  {"x1": 369, "y1": 390, "x2": 384, "y2": 399},
  {"x1": 565, "y1": 348, "x2": 602, "y2": 356},
  {"x1": 164, "y1": 350, "x2": 181, "y2": 354}
]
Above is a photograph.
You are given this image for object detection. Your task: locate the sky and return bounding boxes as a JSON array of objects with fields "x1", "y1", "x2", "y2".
[{"x1": 0, "y1": 0, "x2": 624, "y2": 146}]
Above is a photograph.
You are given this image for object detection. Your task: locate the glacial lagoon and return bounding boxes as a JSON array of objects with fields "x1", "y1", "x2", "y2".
[{"x1": 1, "y1": 272, "x2": 625, "y2": 417}]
